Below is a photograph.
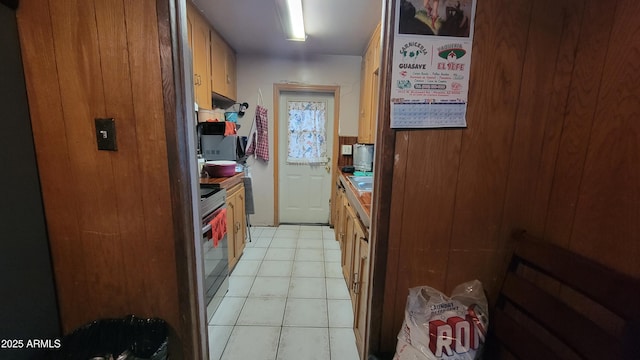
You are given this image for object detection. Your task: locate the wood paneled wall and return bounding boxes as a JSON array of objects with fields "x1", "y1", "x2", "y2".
[
  {"x1": 338, "y1": 136, "x2": 358, "y2": 167},
  {"x1": 374, "y1": 0, "x2": 640, "y2": 354},
  {"x1": 17, "y1": 0, "x2": 198, "y2": 357}
]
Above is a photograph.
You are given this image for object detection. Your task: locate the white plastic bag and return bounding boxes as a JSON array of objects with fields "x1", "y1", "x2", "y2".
[{"x1": 393, "y1": 280, "x2": 489, "y2": 360}]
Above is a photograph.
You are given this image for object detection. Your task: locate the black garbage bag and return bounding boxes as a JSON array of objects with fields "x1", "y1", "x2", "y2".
[{"x1": 46, "y1": 315, "x2": 168, "y2": 360}]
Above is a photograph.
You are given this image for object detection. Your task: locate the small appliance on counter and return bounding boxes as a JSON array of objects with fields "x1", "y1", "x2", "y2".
[
  {"x1": 353, "y1": 143, "x2": 374, "y2": 172},
  {"x1": 197, "y1": 122, "x2": 244, "y2": 161}
]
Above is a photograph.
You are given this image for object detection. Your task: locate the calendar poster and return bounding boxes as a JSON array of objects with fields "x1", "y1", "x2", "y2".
[{"x1": 391, "y1": 0, "x2": 477, "y2": 128}]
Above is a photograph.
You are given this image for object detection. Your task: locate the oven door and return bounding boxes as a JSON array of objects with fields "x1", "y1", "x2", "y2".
[{"x1": 201, "y1": 203, "x2": 229, "y2": 319}]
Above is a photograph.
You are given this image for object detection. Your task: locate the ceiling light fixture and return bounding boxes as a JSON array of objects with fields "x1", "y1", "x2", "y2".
[{"x1": 276, "y1": 0, "x2": 306, "y2": 41}]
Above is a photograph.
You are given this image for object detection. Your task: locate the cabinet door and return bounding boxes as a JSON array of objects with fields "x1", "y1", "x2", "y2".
[
  {"x1": 225, "y1": 47, "x2": 237, "y2": 100},
  {"x1": 210, "y1": 30, "x2": 226, "y2": 98},
  {"x1": 354, "y1": 227, "x2": 369, "y2": 356},
  {"x1": 334, "y1": 188, "x2": 344, "y2": 246},
  {"x1": 357, "y1": 52, "x2": 372, "y2": 143},
  {"x1": 235, "y1": 185, "x2": 246, "y2": 257},
  {"x1": 186, "y1": 9, "x2": 194, "y2": 51},
  {"x1": 332, "y1": 184, "x2": 340, "y2": 238},
  {"x1": 358, "y1": 23, "x2": 381, "y2": 144},
  {"x1": 369, "y1": 69, "x2": 380, "y2": 143},
  {"x1": 342, "y1": 204, "x2": 357, "y2": 290},
  {"x1": 192, "y1": 11, "x2": 211, "y2": 109},
  {"x1": 226, "y1": 190, "x2": 237, "y2": 270},
  {"x1": 350, "y1": 227, "x2": 360, "y2": 313}
]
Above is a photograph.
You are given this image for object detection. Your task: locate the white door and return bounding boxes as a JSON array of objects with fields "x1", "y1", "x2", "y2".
[{"x1": 278, "y1": 92, "x2": 334, "y2": 224}]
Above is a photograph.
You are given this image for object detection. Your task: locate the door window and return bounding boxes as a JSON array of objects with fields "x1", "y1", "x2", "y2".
[{"x1": 286, "y1": 100, "x2": 328, "y2": 164}]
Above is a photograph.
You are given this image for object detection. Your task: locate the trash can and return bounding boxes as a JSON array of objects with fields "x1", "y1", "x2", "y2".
[{"x1": 46, "y1": 315, "x2": 168, "y2": 360}]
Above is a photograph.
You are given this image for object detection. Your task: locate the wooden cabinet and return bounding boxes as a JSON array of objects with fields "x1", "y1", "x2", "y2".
[
  {"x1": 226, "y1": 183, "x2": 246, "y2": 270},
  {"x1": 187, "y1": 4, "x2": 237, "y2": 108},
  {"x1": 186, "y1": 3, "x2": 212, "y2": 109},
  {"x1": 210, "y1": 29, "x2": 237, "y2": 101},
  {"x1": 358, "y1": 49, "x2": 372, "y2": 143},
  {"x1": 333, "y1": 183, "x2": 346, "y2": 242},
  {"x1": 334, "y1": 175, "x2": 371, "y2": 359},
  {"x1": 358, "y1": 23, "x2": 381, "y2": 144},
  {"x1": 353, "y1": 223, "x2": 369, "y2": 357},
  {"x1": 342, "y1": 203, "x2": 357, "y2": 287}
]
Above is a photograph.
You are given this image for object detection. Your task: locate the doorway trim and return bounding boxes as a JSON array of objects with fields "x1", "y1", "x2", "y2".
[{"x1": 273, "y1": 84, "x2": 341, "y2": 226}]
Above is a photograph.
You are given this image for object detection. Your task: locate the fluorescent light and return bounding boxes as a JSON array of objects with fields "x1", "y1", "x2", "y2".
[{"x1": 276, "y1": 0, "x2": 306, "y2": 41}]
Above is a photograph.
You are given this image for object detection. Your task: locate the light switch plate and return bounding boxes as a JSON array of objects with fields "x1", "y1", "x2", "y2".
[
  {"x1": 95, "y1": 118, "x2": 117, "y2": 151},
  {"x1": 341, "y1": 144, "x2": 353, "y2": 155}
]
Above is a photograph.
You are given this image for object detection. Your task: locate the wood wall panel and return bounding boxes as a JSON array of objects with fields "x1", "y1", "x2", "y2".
[
  {"x1": 374, "y1": 0, "x2": 640, "y2": 355},
  {"x1": 124, "y1": 0, "x2": 179, "y2": 319},
  {"x1": 569, "y1": 0, "x2": 640, "y2": 277},
  {"x1": 380, "y1": 130, "x2": 408, "y2": 352},
  {"x1": 529, "y1": 0, "x2": 585, "y2": 232},
  {"x1": 47, "y1": 0, "x2": 124, "y2": 319},
  {"x1": 544, "y1": 0, "x2": 618, "y2": 245},
  {"x1": 382, "y1": 130, "x2": 461, "y2": 350},
  {"x1": 498, "y1": 0, "x2": 584, "y2": 245},
  {"x1": 94, "y1": 0, "x2": 148, "y2": 313},
  {"x1": 337, "y1": 136, "x2": 358, "y2": 167},
  {"x1": 17, "y1": 0, "x2": 186, "y2": 352},
  {"x1": 449, "y1": 0, "x2": 531, "y2": 252},
  {"x1": 16, "y1": 0, "x2": 89, "y2": 329}
]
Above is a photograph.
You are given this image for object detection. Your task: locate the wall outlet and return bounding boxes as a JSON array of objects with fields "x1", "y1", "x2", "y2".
[{"x1": 341, "y1": 144, "x2": 353, "y2": 155}]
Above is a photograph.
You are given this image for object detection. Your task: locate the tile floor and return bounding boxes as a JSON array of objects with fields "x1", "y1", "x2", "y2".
[{"x1": 208, "y1": 224, "x2": 361, "y2": 360}]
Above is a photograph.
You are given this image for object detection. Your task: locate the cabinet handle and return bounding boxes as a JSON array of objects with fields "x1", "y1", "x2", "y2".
[{"x1": 353, "y1": 272, "x2": 359, "y2": 294}]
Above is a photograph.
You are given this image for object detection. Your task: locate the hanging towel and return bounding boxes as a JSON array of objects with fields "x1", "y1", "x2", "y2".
[
  {"x1": 246, "y1": 105, "x2": 269, "y2": 161},
  {"x1": 224, "y1": 121, "x2": 237, "y2": 136},
  {"x1": 209, "y1": 208, "x2": 227, "y2": 248}
]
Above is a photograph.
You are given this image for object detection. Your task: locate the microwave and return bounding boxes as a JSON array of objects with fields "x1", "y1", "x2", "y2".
[{"x1": 197, "y1": 122, "x2": 245, "y2": 161}]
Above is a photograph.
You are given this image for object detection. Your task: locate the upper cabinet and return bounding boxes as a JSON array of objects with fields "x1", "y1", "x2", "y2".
[
  {"x1": 187, "y1": 3, "x2": 237, "y2": 110},
  {"x1": 210, "y1": 29, "x2": 237, "y2": 101},
  {"x1": 187, "y1": 3, "x2": 212, "y2": 109},
  {"x1": 358, "y1": 23, "x2": 381, "y2": 144}
]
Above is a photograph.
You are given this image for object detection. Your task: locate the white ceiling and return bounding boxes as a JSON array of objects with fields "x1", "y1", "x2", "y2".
[{"x1": 190, "y1": 0, "x2": 383, "y2": 57}]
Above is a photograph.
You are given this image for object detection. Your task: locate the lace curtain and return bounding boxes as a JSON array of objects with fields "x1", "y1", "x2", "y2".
[{"x1": 286, "y1": 100, "x2": 328, "y2": 164}]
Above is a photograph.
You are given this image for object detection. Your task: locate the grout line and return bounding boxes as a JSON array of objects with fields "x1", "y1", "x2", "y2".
[{"x1": 214, "y1": 224, "x2": 352, "y2": 359}]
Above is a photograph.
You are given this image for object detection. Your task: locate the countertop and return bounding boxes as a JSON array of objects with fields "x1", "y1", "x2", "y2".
[
  {"x1": 339, "y1": 172, "x2": 372, "y2": 229},
  {"x1": 200, "y1": 172, "x2": 244, "y2": 189}
]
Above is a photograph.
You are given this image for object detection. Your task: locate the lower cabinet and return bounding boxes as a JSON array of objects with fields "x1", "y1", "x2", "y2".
[
  {"x1": 335, "y1": 184, "x2": 370, "y2": 359},
  {"x1": 342, "y1": 202, "x2": 356, "y2": 287},
  {"x1": 353, "y1": 227, "x2": 370, "y2": 357},
  {"x1": 226, "y1": 183, "x2": 246, "y2": 270}
]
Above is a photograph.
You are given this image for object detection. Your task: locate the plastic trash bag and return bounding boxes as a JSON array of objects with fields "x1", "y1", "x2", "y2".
[
  {"x1": 393, "y1": 280, "x2": 489, "y2": 360},
  {"x1": 45, "y1": 315, "x2": 168, "y2": 360}
]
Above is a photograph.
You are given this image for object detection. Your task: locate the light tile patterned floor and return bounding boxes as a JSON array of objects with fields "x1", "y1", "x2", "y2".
[{"x1": 208, "y1": 225, "x2": 360, "y2": 360}]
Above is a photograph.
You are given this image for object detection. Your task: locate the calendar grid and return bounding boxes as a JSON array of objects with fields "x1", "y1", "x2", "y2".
[{"x1": 391, "y1": 102, "x2": 467, "y2": 128}]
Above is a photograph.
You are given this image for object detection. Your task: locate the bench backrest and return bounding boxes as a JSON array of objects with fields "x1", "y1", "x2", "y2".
[{"x1": 491, "y1": 231, "x2": 640, "y2": 360}]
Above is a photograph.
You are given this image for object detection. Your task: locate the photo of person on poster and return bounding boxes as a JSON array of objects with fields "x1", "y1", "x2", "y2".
[{"x1": 399, "y1": 0, "x2": 473, "y2": 37}]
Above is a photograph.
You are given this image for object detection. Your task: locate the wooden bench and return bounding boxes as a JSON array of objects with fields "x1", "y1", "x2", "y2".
[{"x1": 489, "y1": 231, "x2": 640, "y2": 359}]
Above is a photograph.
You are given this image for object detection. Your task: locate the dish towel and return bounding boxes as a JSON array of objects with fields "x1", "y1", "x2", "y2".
[
  {"x1": 224, "y1": 121, "x2": 237, "y2": 136},
  {"x1": 209, "y1": 208, "x2": 227, "y2": 248},
  {"x1": 246, "y1": 105, "x2": 269, "y2": 161}
]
